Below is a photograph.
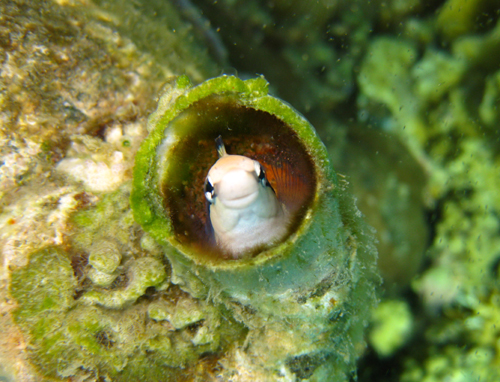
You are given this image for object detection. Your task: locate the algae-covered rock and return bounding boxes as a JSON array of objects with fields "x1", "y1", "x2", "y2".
[
  {"x1": 87, "y1": 239, "x2": 122, "y2": 286},
  {"x1": 369, "y1": 300, "x2": 413, "y2": 357},
  {"x1": 81, "y1": 257, "x2": 167, "y2": 308}
]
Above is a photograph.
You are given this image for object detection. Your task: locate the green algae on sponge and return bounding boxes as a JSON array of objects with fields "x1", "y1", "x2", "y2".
[{"x1": 131, "y1": 74, "x2": 380, "y2": 380}]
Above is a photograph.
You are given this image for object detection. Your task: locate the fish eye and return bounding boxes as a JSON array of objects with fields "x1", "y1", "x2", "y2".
[
  {"x1": 254, "y1": 161, "x2": 268, "y2": 186},
  {"x1": 204, "y1": 177, "x2": 215, "y2": 203},
  {"x1": 253, "y1": 161, "x2": 261, "y2": 177}
]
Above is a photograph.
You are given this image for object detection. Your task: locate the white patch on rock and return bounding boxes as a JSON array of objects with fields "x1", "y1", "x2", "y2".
[
  {"x1": 57, "y1": 153, "x2": 127, "y2": 193},
  {"x1": 55, "y1": 122, "x2": 145, "y2": 193}
]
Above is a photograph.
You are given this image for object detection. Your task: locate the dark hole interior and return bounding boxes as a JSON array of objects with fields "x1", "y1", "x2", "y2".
[{"x1": 159, "y1": 94, "x2": 316, "y2": 260}]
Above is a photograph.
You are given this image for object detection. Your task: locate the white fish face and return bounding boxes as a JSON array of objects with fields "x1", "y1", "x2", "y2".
[
  {"x1": 205, "y1": 155, "x2": 260, "y2": 203},
  {"x1": 213, "y1": 168, "x2": 260, "y2": 209},
  {"x1": 205, "y1": 153, "x2": 288, "y2": 256}
]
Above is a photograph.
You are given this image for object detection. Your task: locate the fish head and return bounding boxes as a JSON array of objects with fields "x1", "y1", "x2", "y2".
[{"x1": 205, "y1": 154, "x2": 267, "y2": 210}]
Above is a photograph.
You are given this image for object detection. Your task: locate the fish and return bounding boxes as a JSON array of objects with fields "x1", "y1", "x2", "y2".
[{"x1": 204, "y1": 136, "x2": 290, "y2": 258}]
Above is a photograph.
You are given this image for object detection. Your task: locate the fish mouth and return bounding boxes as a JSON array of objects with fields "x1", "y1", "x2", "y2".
[{"x1": 220, "y1": 191, "x2": 259, "y2": 209}]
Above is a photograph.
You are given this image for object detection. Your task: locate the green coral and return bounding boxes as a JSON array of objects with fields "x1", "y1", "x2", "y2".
[
  {"x1": 358, "y1": 37, "x2": 418, "y2": 116},
  {"x1": 357, "y1": 36, "x2": 430, "y2": 157}
]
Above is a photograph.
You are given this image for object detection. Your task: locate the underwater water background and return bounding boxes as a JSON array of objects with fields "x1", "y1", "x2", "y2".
[{"x1": 0, "y1": 0, "x2": 499, "y2": 381}]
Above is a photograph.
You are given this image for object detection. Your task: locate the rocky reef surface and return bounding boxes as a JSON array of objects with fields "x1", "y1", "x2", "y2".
[{"x1": 1, "y1": 0, "x2": 499, "y2": 381}]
